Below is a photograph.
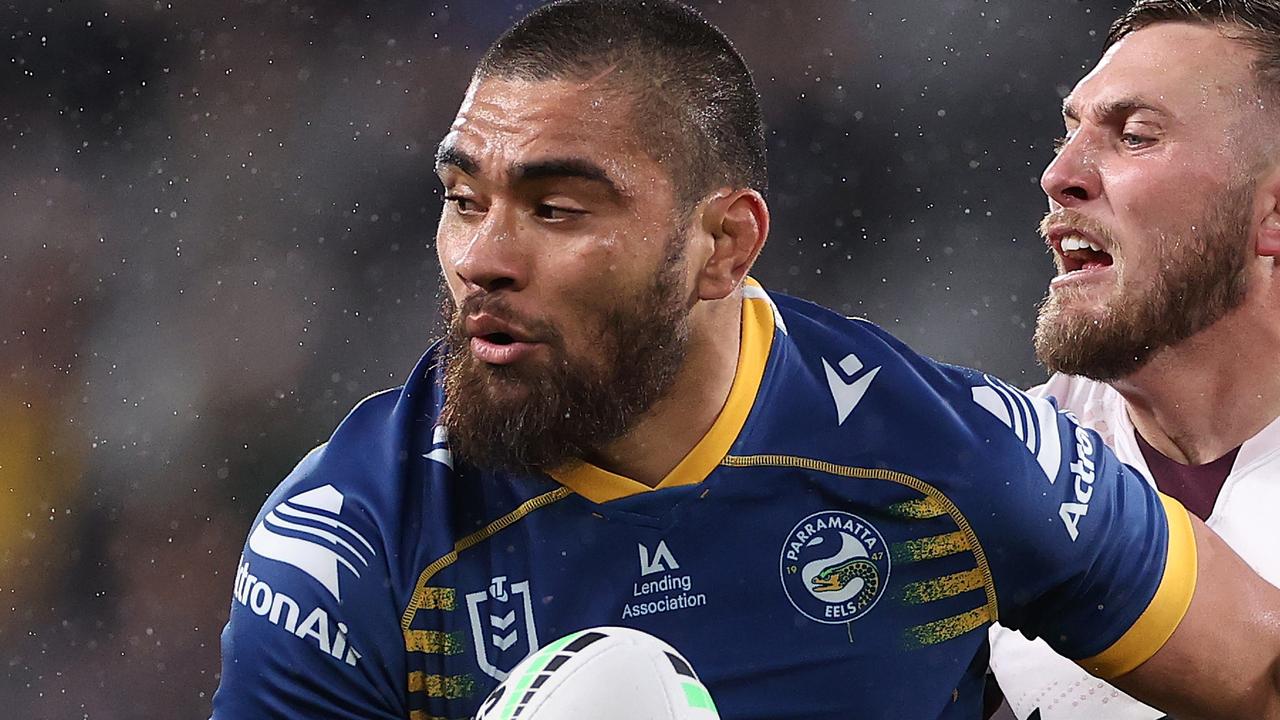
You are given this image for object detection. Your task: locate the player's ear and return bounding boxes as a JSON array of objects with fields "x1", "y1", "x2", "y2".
[
  {"x1": 694, "y1": 188, "x2": 769, "y2": 301},
  {"x1": 1255, "y1": 165, "x2": 1280, "y2": 258}
]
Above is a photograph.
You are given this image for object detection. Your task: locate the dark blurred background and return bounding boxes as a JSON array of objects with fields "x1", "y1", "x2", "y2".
[{"x1": 1, "y1": 1, "x2": 1126, "y2": 716}]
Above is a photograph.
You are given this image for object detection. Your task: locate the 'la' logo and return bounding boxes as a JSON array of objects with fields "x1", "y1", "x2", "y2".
[{"x1": 638, "y1": 540, "x2": 679, "y2": 576}]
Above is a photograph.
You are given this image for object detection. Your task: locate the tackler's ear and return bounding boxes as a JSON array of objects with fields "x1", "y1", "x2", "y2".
[
  {"x1": 694, "y1": 188, "x2": 770, "y2": 301},
  {"x1": 1256, "y1": 166, "x2": 1280, "y2": 258}
]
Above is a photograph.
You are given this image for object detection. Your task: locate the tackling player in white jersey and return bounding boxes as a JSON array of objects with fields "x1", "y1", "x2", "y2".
[{"x1": 988, "y1": 1, "x2": 1280, "y2": 717}]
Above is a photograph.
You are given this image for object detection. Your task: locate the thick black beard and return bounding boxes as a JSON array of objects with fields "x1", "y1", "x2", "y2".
[
  {"x1": 1033, "y1": 183, "x2": 1253, "y2": 381},
  {"x1": 439, "y1": 237, "x2": 691, "y2": 474}
]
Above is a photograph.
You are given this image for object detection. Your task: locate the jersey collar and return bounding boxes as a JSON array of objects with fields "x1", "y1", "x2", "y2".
[{"x1": 548, "y1": 279, "x2": 776, "y2": 503}]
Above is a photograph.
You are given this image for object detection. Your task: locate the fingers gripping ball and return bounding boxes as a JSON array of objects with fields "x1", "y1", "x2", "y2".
[{"x1": 473, "y1": 626, "x2": 720, "y2": 720}]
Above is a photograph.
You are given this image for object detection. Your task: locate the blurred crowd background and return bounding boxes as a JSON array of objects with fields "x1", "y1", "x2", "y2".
[{"x1": 2, "y1": 1, "x2": 1128, "y2": 716}]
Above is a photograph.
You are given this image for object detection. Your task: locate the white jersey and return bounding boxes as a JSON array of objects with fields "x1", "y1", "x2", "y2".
[{"x1": 989, "y1": 373, "x2": 1280, "y2": 719}]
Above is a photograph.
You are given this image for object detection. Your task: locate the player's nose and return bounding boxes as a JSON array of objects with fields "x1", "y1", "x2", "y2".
[
  {"x1": 1041, "y1": 134, "x2": 1101, "y2": 208},
  {"x1": 450, "y1": 206, "x2": 529, "y2": 294}
]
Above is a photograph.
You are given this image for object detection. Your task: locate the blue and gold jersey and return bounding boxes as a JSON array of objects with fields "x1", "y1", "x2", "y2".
[{"x1": 212, "y1": 281, "x2": 1196, "y2": 720}]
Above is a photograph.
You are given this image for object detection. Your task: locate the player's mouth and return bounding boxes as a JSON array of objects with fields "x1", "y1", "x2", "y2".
[
  {"x1": 465, "y1": 314, "x2": 544, "y2": 365},
  {"x1": 1046, "y1": 226, "x2": 1114, "y2": 289}
]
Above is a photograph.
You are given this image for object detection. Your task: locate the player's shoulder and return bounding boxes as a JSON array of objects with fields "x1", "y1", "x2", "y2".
[
  {"x1": 239, "y1": 393, "x2": 408, "y2": 606},
  {"x1": 328, "y1": 342, "x2": 445, "y2": 464},
  {"x1": 764, "y1": 291, "x2": 1065, "y2": 470},
  {"x1": 215, "y1": 368, "x2": 438, "y2": 720},
  {"x1": 768, "y1": 290, "x2": 948, "y2": 381},
  {"x1": 266, "y1": 387, "x2": 403, "y2": 511},
  {"x1": 252, "y1": 343, "x2": 448, "y2": 540},
  {"x1": 770, "y1": 291, "x2": 1032, "y2": 422}
]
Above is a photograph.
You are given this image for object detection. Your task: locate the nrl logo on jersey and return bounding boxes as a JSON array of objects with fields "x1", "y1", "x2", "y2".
[
  {"x1": 779, "y1": 510, "x2": 890, "y2": 624},
  {"x1": 466, "y1": 575, "x2": 540, "y2": 681}
]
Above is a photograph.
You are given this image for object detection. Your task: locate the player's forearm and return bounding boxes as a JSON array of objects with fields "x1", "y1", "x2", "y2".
[
  {"x1": 1191, "y1": 586, "x2": 1280, "y2": 717},
  {"x1": 1116, "y1": 659, "x2": 1280, "y2": 720},
  {"x1": 1210, "y1": 661, "x2": 1280, "y2": 720},
  {"x1": 1262, "y1": 653, "x2": 1280, "y2": 719},
  {"x1": 1219, "y1": 668, "x2": 1280, "y2": 720},
  {"x1": 1110, "y1": 517, "x2": 1280, "y2": 719},
  {"x1": 1231, "y1": 589, "x2": 1280, "y2": 717}
]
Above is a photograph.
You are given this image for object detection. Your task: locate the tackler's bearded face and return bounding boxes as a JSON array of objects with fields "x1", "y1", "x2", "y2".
[
  {"x1": 433, "y1": 76, "x2": 695, "y2": 472},
  {"x1": 1034, "y1": 23, "x2": 1261, "y2": 381}
]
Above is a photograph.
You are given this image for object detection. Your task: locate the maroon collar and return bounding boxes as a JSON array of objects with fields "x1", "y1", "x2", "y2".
[{"x1": 1134, "y1": 430, "x2": 1239, "y2": 521}]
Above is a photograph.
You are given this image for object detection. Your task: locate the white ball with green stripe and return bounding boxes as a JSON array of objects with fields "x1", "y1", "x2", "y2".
[{"x1": 473, "y1": 626, "x2": 720, "y2": 720}]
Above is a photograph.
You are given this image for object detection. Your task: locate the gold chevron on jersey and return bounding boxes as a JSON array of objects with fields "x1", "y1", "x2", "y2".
[
  {"x1": 401, "y1": 591, "x2": 473, "y2": 710},
  {"x1": 405, "y1": 628, "x2": 464, "y2": 654},
  {"x1": 886, "y1": 496, "x2": 948, "y2": 520},
  {"x1": 408, "y1": 671, "x2": 476, "y2": 700},
  {"x1": 888, "y1": 514, "x2": 991, "y2": 646},
  {"x1": 403, "y1": 586, "x2": 461, "y2": 655},
  {"x1": 906, "y1": 607, "x2": 992, "y2": 648},
  {"x1": 891, "y1": 530, "x2": 970, "y2": 563},
  {"x1": 416, "y1": 586, "x2": 456, "y2": 611},
  {"x1": 409, "y1": 711, "x2": 471, "y2": 720},
  {"x1": 901, "y1": 568, "x2": 986, "y2": 605}
]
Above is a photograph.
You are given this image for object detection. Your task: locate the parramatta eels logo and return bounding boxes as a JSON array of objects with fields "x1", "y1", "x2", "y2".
[{"x1": 779, "y1": 510, "x2": 890, "y2": 624}]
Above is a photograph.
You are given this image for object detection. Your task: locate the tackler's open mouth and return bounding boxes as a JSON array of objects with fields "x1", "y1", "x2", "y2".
[
  {"x1": 1057, "y1": 232, "x2": 1114, "y2": 273},
  {"x1": 1045, "y1": 225, "x2": 1115, "y2": 288}
]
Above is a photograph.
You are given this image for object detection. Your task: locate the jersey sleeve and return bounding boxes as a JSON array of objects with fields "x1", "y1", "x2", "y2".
[
  {"x1": 211, "y1": 440, "x2": 407, "y2": 719},
  {"x1": 959, "y1": 373, "x2": 1197, "y2": 679}
]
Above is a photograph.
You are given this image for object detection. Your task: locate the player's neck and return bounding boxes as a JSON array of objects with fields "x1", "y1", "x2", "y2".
[
  {"x1": 1112, "y1": 303, "x2": 1280, "y2": 465},
  {"x1": 584, "y1": 298, "x2": 743, "y2": 488}
]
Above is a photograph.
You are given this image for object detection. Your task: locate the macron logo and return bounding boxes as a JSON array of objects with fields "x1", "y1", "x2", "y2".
[
  {"x1": 247, "y1": 485, "x2": 375, "y2": 603},
  {"x1": 823, "y1": 353, "x2": 881, "y2": 426}
]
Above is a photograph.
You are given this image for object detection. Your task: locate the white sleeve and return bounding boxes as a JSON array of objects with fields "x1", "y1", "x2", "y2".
[{"x1": 987, "y1": 623, "x2": 1165, "y2": 720}]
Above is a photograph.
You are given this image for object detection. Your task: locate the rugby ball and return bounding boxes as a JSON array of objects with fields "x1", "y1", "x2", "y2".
[{"x1": 473, "y1": 626, "x2": 720, "y2": 720}]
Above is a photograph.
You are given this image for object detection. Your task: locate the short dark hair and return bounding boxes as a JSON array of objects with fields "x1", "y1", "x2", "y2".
[
  {"x1": 475, "y1": 0, "x2": 767, "y2": 208},
  {"x1": 1107, "y1": 0, "x2": 1280, "y2": 102}
]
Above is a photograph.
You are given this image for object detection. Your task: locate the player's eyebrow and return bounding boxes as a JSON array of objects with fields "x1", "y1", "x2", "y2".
[
  {"x1": 435, "y1": 143, "x2": 480, "y2": 176},
  {"x1": 435, "y1": 144, "x2": 623, "y2": 198},
  {"x1": 512, "y1": 158, "x2": 622, "y2": 197},
  {"x1": 1062, "y1": 96, "x2": 1170, "y2": 124}
]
